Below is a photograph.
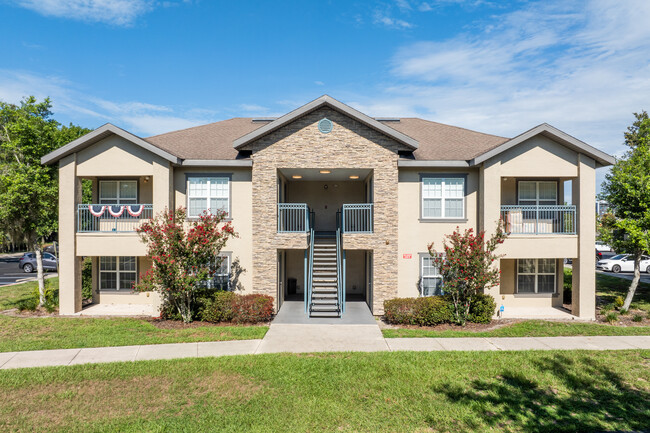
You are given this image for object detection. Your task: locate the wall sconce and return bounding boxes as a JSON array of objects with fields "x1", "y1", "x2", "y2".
[{"x1": 144, "y1": 176, "x2": 150, "y2": 183}]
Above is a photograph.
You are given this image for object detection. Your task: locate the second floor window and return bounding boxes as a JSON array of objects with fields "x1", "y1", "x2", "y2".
[
  {"x1": 99, "y1": 180, "x2": 137, "y2": 204},
  {"x1": 187, "y1": 176, "x2": 230, "y2": 218},
  {"x1": 518, "y1": 181, "x2": 557, "y2": 206},
  {"x1": 422, "y1": 176, "x2": 465, "y2": 219}
]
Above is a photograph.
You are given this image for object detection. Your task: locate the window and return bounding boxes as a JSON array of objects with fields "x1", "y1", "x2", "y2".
[
  {"x1": 100, "y1": 256, "x2": 137, "y2": 291},
  {"x1": 99, "y1": 180, "x2": 137, "y2": 204},
  {"x1": 187, "y1": 176, "x2": 230, "y2": 218},
  {"x1": 420, "y1": 254, "x2": 443, "y2": 296},
  {"x1": 518, "y1": 181, "x2": 557, "y2": 206},
  {"x1": 422, "y1": 176, "x2": 465, "y2": 219},
  {"x1": 517, "y1": 259, "x2": 556, "y2": 293},
  {"x1": 201, "y1": 254, "x2": 231, "y2": 290}
]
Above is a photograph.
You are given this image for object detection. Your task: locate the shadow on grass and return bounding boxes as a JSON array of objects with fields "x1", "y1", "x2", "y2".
[{"x1": 433, "y1": 353, "x2": 650, "y2": 432}]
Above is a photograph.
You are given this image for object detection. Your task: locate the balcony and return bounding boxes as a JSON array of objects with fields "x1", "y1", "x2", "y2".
[
  {"x1": 340, "y1": 203, "x2": 373, "y2": 234},
  {"x1": 77, "y1": 204, "x2": 153, "y2": 233},
  {"x1": 277, "y1": 203, "x2": 374, "y2": 234},
  {"x1": 500, "y1": 205, "x2": 576, "y2": 235}
]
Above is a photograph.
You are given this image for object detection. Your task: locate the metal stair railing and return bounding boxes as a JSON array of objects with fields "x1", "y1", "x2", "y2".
[{"x1": 307, "y1": 227, "x2": 315, "y2": 315}]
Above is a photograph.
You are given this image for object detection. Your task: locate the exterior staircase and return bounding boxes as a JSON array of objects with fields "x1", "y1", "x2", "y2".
[{"x1": 309, "y1": 236, "x2": 341, "y2": 317}]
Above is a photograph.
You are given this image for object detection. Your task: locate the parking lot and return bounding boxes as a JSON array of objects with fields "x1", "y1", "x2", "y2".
[{"x1": 0, "y1": 253, "x2": 58, "y2": 286}]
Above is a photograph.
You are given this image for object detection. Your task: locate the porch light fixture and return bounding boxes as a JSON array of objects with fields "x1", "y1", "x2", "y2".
[
  {"x1": 292, "y1": 175, "x2": 302, "y2": 179},
  {"x1": 319, "y1": 170, "x2": 331, "y2": 174},
  {"x1": 349, "y1": 175, "x2": 359, "y2": 179}
]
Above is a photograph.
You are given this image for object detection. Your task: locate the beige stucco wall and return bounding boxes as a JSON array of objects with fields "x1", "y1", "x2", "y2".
[
  {"x1": 498, "y1": 135, "x2": 579, "y2": 178},
  {"x1": 77, "y1": 233, "x2": 148, "y2": 256},
  {"x1": 500, "y1": 236, "x2": 578, "y2": 259},
  {"x1": 76, "y1": 135, "x2": 167, "y2": 177},
  {"x1": 173, "y1": 167, "x2": 254, "y2": 294},
  {"x1": 244, "y1": 106, "x2": 407, "y2": 314},
  {"x1": 397, "y1": 168, "x2": 479, "y2": 297}
]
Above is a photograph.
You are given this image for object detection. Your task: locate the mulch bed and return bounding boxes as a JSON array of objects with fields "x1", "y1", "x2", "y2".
[
  {"x1": 378, "y1": 318, "x2": 521, "y2": 332},
  {"x1": 146, "y1": 318, "x2": 270, "y2": 329}
]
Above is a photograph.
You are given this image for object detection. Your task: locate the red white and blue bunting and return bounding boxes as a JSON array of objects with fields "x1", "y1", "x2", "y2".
[
  {"x1": 88, "y1": 205, "x2": 106, "y2": 217},
  {"x1": 108, "y1": 205, "x2": 125, "y2": 217},
  {"x1": 126, "y1": 205, "x2": 144, "y2": 217},
  {"x1": 89, "y1": 205, "x2": 146, "y2": 218}
]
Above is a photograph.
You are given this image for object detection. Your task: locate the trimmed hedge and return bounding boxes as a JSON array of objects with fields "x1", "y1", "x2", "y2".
[
  {"x1": 384, "y1": 293, "x2": 496, "y2": 326},
  {"x1": 201, "y1": 292, "x2": 273, "y2": 324}
]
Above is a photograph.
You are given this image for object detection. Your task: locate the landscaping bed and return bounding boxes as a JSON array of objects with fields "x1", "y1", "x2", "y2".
[{"x1": 0, "y1": 350, "x2": 648, "y2": 432}]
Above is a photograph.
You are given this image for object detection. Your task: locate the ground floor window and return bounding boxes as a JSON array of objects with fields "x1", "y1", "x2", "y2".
[
  {"x1": 420, "y1": 254, "x2": 443, "y2": 296},
  {"x1": 100, "y1": 256, "x2": 137, "y2": 291},
  {"x1": 517, "y1": 258, "x2": 556, "y2": 293},
  {"x1": 201, "y1": 254, "x2": 231, "y2": 290}
]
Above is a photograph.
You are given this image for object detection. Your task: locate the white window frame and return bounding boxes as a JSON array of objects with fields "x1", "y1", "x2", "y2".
[
  {"x1": 421, "y1": 176, "x2": 466, "y2": 220},
  {"x1": 99, "y1": 180, "x2": 138, "y2": 205},
  {"x1": 99, "y1": 256, "x2": 137, "y2": 291},
  {"x1": 202, "y1": 254, "x2": 231, "y2": 290},
  {"x1": 420, "y1": 254, "x2": 443, "y2": 296},
  {"x1": 186, "y1": 176, "x2": 231, "y2": 218},
  {"x1": 517, "y1": 181, "x2": 557, "y2": 206},
  {"x1": 516, "y1": 259, "x2": 556, "y2": 294}
]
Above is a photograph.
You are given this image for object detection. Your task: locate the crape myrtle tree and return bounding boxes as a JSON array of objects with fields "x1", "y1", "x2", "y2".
[
  {"x1": 0, "y1": 96, "x2": 89, "y2": 305},
  {"x1": 134, "y1": 207, "x2": 237, "y2": 323},
  {"x1": 599, "y1": 111, "x2": 650, "y2": 311},
  {"x1": 428, "y1": 221, "x2": 507, "y2": 325}
]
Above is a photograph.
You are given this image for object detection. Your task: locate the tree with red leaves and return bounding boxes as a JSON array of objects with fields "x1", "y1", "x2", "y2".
[
  {"x1": 134, "y1": 207, "x2": 237, "y2": 323},
  {"x1": 428, "y1": 221, "x2": 507, "y2": 325}
]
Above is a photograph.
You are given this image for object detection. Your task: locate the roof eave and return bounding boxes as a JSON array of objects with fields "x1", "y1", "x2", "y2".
[
  {"x1": 232, "y1": 95, "x2": 419, "y2": 150},
  {"x1": 41, "y1": 123, "x2": 181, "y2": 165},
  {"x1": 469, "y1": 123, "x2": 616, "y2": 167},
  {"x1": 397, "y1": 160, "x2": 470, "y2": 168}
]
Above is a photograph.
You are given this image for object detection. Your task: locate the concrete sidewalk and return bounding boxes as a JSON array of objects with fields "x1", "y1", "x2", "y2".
[{"x1": 1, "y1": 327, "x2": 649, "y2": 370}]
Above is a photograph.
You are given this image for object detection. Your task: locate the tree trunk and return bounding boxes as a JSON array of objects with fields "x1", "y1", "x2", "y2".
[
  {"x1": 34, "y1": 247, "x2": 45, "y2": 306},
  {"x1": 622, "y1": 255, "x2": 641, "y2": 311}
]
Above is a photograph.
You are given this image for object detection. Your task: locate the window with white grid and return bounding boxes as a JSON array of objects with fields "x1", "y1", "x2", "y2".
[
  {"x1": 518, "y1": 181, "x2": 557, "y2": 206},
  {"x1": 99, "y1": 180, "x2": 137, "y2": 204},
  {"x1": 99, "y1": 256, "x2": 137, "y2": 291},
  {"x1": 187, "y1": 176, "x2": 230, "y2": 218},
  {"x1": 422, "y1": 177, "x2": 465, "y2": 219},
  {"x1": 420, "y1": 255, "x2": 443, "y2": 296},
  {"x1": 517, "y1": 258, "x2": 556, "y2": 293}
]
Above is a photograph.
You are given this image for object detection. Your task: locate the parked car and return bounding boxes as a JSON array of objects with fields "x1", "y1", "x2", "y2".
[
  {"x1": 596, "y1": 254, "x2": 650, "y2": 273},
  {"x1": 596, "y1": 250, "x2": 603, "y2": 261},
  {"x1": 596, "y1": 241, "x2": 613, "y2": 252},
  {"x1": 18, "y1": 252, "x2": 58, "y2": 273}
]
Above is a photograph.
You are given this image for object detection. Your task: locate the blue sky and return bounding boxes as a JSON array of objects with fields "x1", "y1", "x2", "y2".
[{"x1": 1, "y1": 0, "x2": 649, "y2": 187}]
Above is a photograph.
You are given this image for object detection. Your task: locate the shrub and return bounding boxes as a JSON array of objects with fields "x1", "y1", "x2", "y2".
[
  {"x1": 600, "y1": 303, "x2": 613, "y2": 313},
  {"x1": 82, "y1": 257, "x2": 93, "y2": 300},
  {"x1": 384, "y1": 298, "x2": 419, "y2": 325},
  {"x1": 200, "y1": 291, "x2": 236, "y2": 323},
  {"x1": 632, "y1": 314, "x2": 643, "y2": 322},
  {"x1": 231, "y1": 294, "x2": 274, "y2": 324},
  {"x1": 614, "y1": 296, "x2": 625, "y2": 308},
  {"x1": 200, "y1": 292, "x2": 273, "y2": 324},
  {"x1": 605, "y1": 312, "x2": 619, "y2": 324},
  {"x1": 563, "y1": 269, "x2": 572, "y2": 304},
  {"x1": 17, "y1": 280, "x2": 58, "y2": 312},
  {"x1": 619, "y1": 308, "x2": 629, "y2": 315},
  {"x1": 414, "y1": 296, "x2": 453, "y2": 326},
  {"x1": 468, "y1": 293, "x2": 496, "y2": 324}
]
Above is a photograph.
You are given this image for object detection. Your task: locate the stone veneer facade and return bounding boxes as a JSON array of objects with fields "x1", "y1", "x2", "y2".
[{"x1": 243, "y1": 107, "x2": 408, "y2": 314}]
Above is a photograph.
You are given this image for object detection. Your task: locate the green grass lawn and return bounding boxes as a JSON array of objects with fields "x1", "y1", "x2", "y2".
[
  {"x1": 383, "y1": 319, "x2": 650, "y2": 338},
  {"x1": 0, "y1": 276, "x2": 56, "y2": 310},
  {"x1": 0, "y1": 316, "x2": 268, "y2": 352},
  {"x1": 0, "y1": 350, "x2": 648, "y2": 432}
]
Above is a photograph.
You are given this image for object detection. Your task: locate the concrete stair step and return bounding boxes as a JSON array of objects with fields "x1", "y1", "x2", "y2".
[{"x1": 309, "y1": 310, "x2": 340, "y2": 317}]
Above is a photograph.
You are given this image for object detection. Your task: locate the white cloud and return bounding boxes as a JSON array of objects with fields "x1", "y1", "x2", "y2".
[
  {"x1": 0, "y1": 69, "x2": 214, "y2": 135},
  {"x1": 314, "y1": 81, "x2": 325, "y2": 86},
  {"x1": 354, "y1": 0, "x2": 650, "y2": 169},
  {"x1": 373, "y1": 10, "x2": 413, "y2": 29},
  {"x1": 8, "y1": 0, "x2": 179, "y2": 25}
]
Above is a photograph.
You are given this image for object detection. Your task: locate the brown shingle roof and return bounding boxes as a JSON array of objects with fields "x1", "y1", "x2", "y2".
[
  {"x1": 144, "y1": 117, "x2": 509, "y2": 161},
  {"x1": 144, "y1": 118, "x2": 263, "y2": 160},
  {"x1": 386, "y1": 118, "x2": 509, "y2": 160}
]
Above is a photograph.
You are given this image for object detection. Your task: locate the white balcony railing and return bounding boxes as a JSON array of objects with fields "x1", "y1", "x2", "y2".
[
  {"x1": 77, "y1": 204, "x2": 153, "y2": 233},
  {"x1": 501, "y1": 205, "x2": 576, "y2": 235}
]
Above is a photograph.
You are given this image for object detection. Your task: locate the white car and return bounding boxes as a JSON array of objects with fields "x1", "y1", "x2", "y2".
[
  {"x1": 595, "y1": 241, "x2": 613, "y2": 252},
  {"x1": 596, "y1": 254, "x2": 650, "y2": 273}
]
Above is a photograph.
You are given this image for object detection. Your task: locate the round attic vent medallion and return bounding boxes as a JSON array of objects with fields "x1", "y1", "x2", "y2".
[{"x1": 318, "y1": 118, "x2": 333, "y2": 134}]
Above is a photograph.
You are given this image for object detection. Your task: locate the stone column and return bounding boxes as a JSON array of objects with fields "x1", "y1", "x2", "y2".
[
  {"x1": 58, "y1": 155, "x2": 83, "y2": 315},
  {"x1": 571, "y1": 154, "x2": 596, "y2": 319}
]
